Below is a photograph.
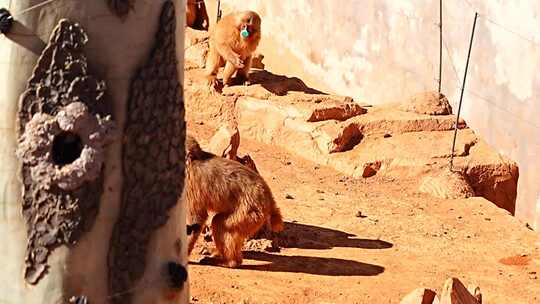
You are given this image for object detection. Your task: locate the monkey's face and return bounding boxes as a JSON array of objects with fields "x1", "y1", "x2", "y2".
[{"x1": 237, "y1": 11, "x2": 261, "y2": 41}]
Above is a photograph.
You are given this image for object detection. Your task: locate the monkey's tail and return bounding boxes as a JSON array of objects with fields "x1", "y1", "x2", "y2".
[{"x1": 269, "y1": 206, "x2": 284, "y2": 232}]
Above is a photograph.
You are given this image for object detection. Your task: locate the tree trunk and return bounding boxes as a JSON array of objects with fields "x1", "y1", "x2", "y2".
[{"x1": 0, "y1": 1, "x2": 188, "y2": 303}]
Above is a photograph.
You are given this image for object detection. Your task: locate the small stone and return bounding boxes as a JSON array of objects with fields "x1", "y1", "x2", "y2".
[
  {"x1": 362, "y1": 161, "x2": 381, "y2": 178},
  {"x1": 285, "y1": 194, "x2": 294, "y2": 199},
  {"x1": 440, "y1": 278, "x2": 481, "y2": 304},
  {"x1": 400, "y1": 288, "x2": 438, "y2": 304},
  {"x1": 355, "y1": 211, "x2": 367, "y2": 218},
  {"x1": 207, "y1": 124, "x2": 240, "y2": 160}
]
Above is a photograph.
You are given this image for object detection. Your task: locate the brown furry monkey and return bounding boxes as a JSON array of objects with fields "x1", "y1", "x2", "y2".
[
  {"x1": 205, "y1": 11, "x2": 262, "y2": 87},
  {"x1": 183, "y1": 135, "x2": 283, "y2": 268},
  {"x1": 186, "y1": 0, "x2": 209, "y2": 30}
]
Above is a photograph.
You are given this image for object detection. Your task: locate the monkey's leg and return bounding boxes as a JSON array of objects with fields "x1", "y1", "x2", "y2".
[
  {"x1": 222, "y1": 61, "x2": 237, "y2": 87},
  {"x1": 236, "y1": 55, "x2": 252, "y2": 85},
  {"x1": 204, "y1": 46, "x2": 223, "y2": 87},
  {"x1": 187, "y1": 210, "x2": 208, "y2": 255},
  {"x1": 209, "y1": 213, "x2": 245, "y2": 268},
  {"x1": 208, "y1": 213, "x2": 227, "y2": 261}
]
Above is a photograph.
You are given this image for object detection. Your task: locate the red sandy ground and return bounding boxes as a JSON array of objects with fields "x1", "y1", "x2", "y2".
[{"x1": 185, "y1": 120, "x2": 540, "y2": 304}]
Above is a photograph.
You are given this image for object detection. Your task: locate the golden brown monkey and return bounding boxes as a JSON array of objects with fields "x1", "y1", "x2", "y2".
[
  {"x1": 205, "y1": 11, "x2": 262, "y2": 87},
  {"x1": 183, "y1": 135, "x2": 283, "y2": 268},
  {"x1": 186, "y1": 0, "x2": 209, "y2": 30}
]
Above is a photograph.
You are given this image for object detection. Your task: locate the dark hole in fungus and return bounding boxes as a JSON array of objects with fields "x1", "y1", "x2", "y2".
[{"x1": 52, "y1": 131, "x2": 83, "y2": 166}]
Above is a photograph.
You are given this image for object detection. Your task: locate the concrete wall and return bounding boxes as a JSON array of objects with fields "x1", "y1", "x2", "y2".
[{"x1": 213, "y1": 0, "x2": 540, "y2": 229}]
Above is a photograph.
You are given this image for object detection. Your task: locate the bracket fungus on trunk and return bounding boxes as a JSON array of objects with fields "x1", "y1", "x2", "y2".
[
  {"x1": 17, "y1": 102, "x2": 116, "y2": 191},
  {"x1": 16, "y1": 19, "x2": 116, "y2": 285},
  {"x1": 107, "y1": 1, "x2": 187, "y2": 303}
]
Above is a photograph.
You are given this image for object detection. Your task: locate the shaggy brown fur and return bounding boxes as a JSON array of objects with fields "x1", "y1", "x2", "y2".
[
  {"x1": 183, "y1": 135, "x2": 283, "y2": 267},
  {"x1": 205, "y1": 11, "x2": 261, "y2": 87}
]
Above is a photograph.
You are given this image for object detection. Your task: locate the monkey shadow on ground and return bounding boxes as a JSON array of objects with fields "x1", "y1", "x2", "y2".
[
  {"x1": 193, "y1": 223, "x2": 389, "y2": 276},
  {"x1": 240, "y1": 251, "x2": 385, "y2": 276},
  {"x1": 242, "y1": 69, "x2": 327, "y2": 96},
  {"x1": 272, "y1": 222, "x2": 393, "y2": 250},
  {"x1": 234, "y1": 222, "x2": 388, "y2": 276}
]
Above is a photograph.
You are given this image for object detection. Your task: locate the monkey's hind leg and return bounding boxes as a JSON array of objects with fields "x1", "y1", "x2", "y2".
[
  {"x1": 207, "y1": 204, "x2": 267, "y2": 268},
  {"x1": 187, "y1": 210, "x2": 208, "y2": 255},
  {"x1": 207, "y1": 213, "x2": 246, "y2": 268},
  {"x1": 236, "y1": 55, "x2": 253, "y2": 85}
]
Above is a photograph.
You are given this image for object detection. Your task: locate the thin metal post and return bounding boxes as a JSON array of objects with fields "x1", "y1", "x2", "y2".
[
  {"x1": 450, "y1": 12, "x2": 478, "y2": 170},
  {"x1": 438, "y1": 0, "x2": 443, "y2": 94},
  {"x1": 216, "y1": 0, "x2": 222, "y2": 22}
]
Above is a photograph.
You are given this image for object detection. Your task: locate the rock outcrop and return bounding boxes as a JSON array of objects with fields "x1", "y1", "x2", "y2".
[
  {"x1": 184, "y1": 28, "x2": 519, "y2": 216},
  {"x1": 399, "y1": 91, "x2": 453, "y2": 115}
]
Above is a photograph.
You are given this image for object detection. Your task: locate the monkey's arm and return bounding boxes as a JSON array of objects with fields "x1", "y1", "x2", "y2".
[{"x1": 236, "y1": 55, "x2": 252, "y2": 83}]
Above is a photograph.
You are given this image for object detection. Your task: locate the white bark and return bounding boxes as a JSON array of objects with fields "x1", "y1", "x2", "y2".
[{"x1": 0, "y1": 1, "x2": 188, "y2": 303}]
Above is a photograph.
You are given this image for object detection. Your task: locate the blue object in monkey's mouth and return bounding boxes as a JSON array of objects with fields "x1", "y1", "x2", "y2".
[{"x1": 240, "y1": 28, "x2": 250, "y2": 38}]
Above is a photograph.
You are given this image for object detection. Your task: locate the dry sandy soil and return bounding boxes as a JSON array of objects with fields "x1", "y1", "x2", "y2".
[
  {"x1": 182, "y1": 24, "x2": 540, "y2": 304},
  {"x1": 185, "y1": 120, "x2": 540, "y2": 304}
]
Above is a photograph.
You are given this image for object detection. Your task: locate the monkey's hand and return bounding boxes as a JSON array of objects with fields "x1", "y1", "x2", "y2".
[
  {"x1": 205, "y1": 75, "x2": 223, "y2": 94},
  {"x1": 229, "y1": 54, "x2": 245, "y2": 69}
]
